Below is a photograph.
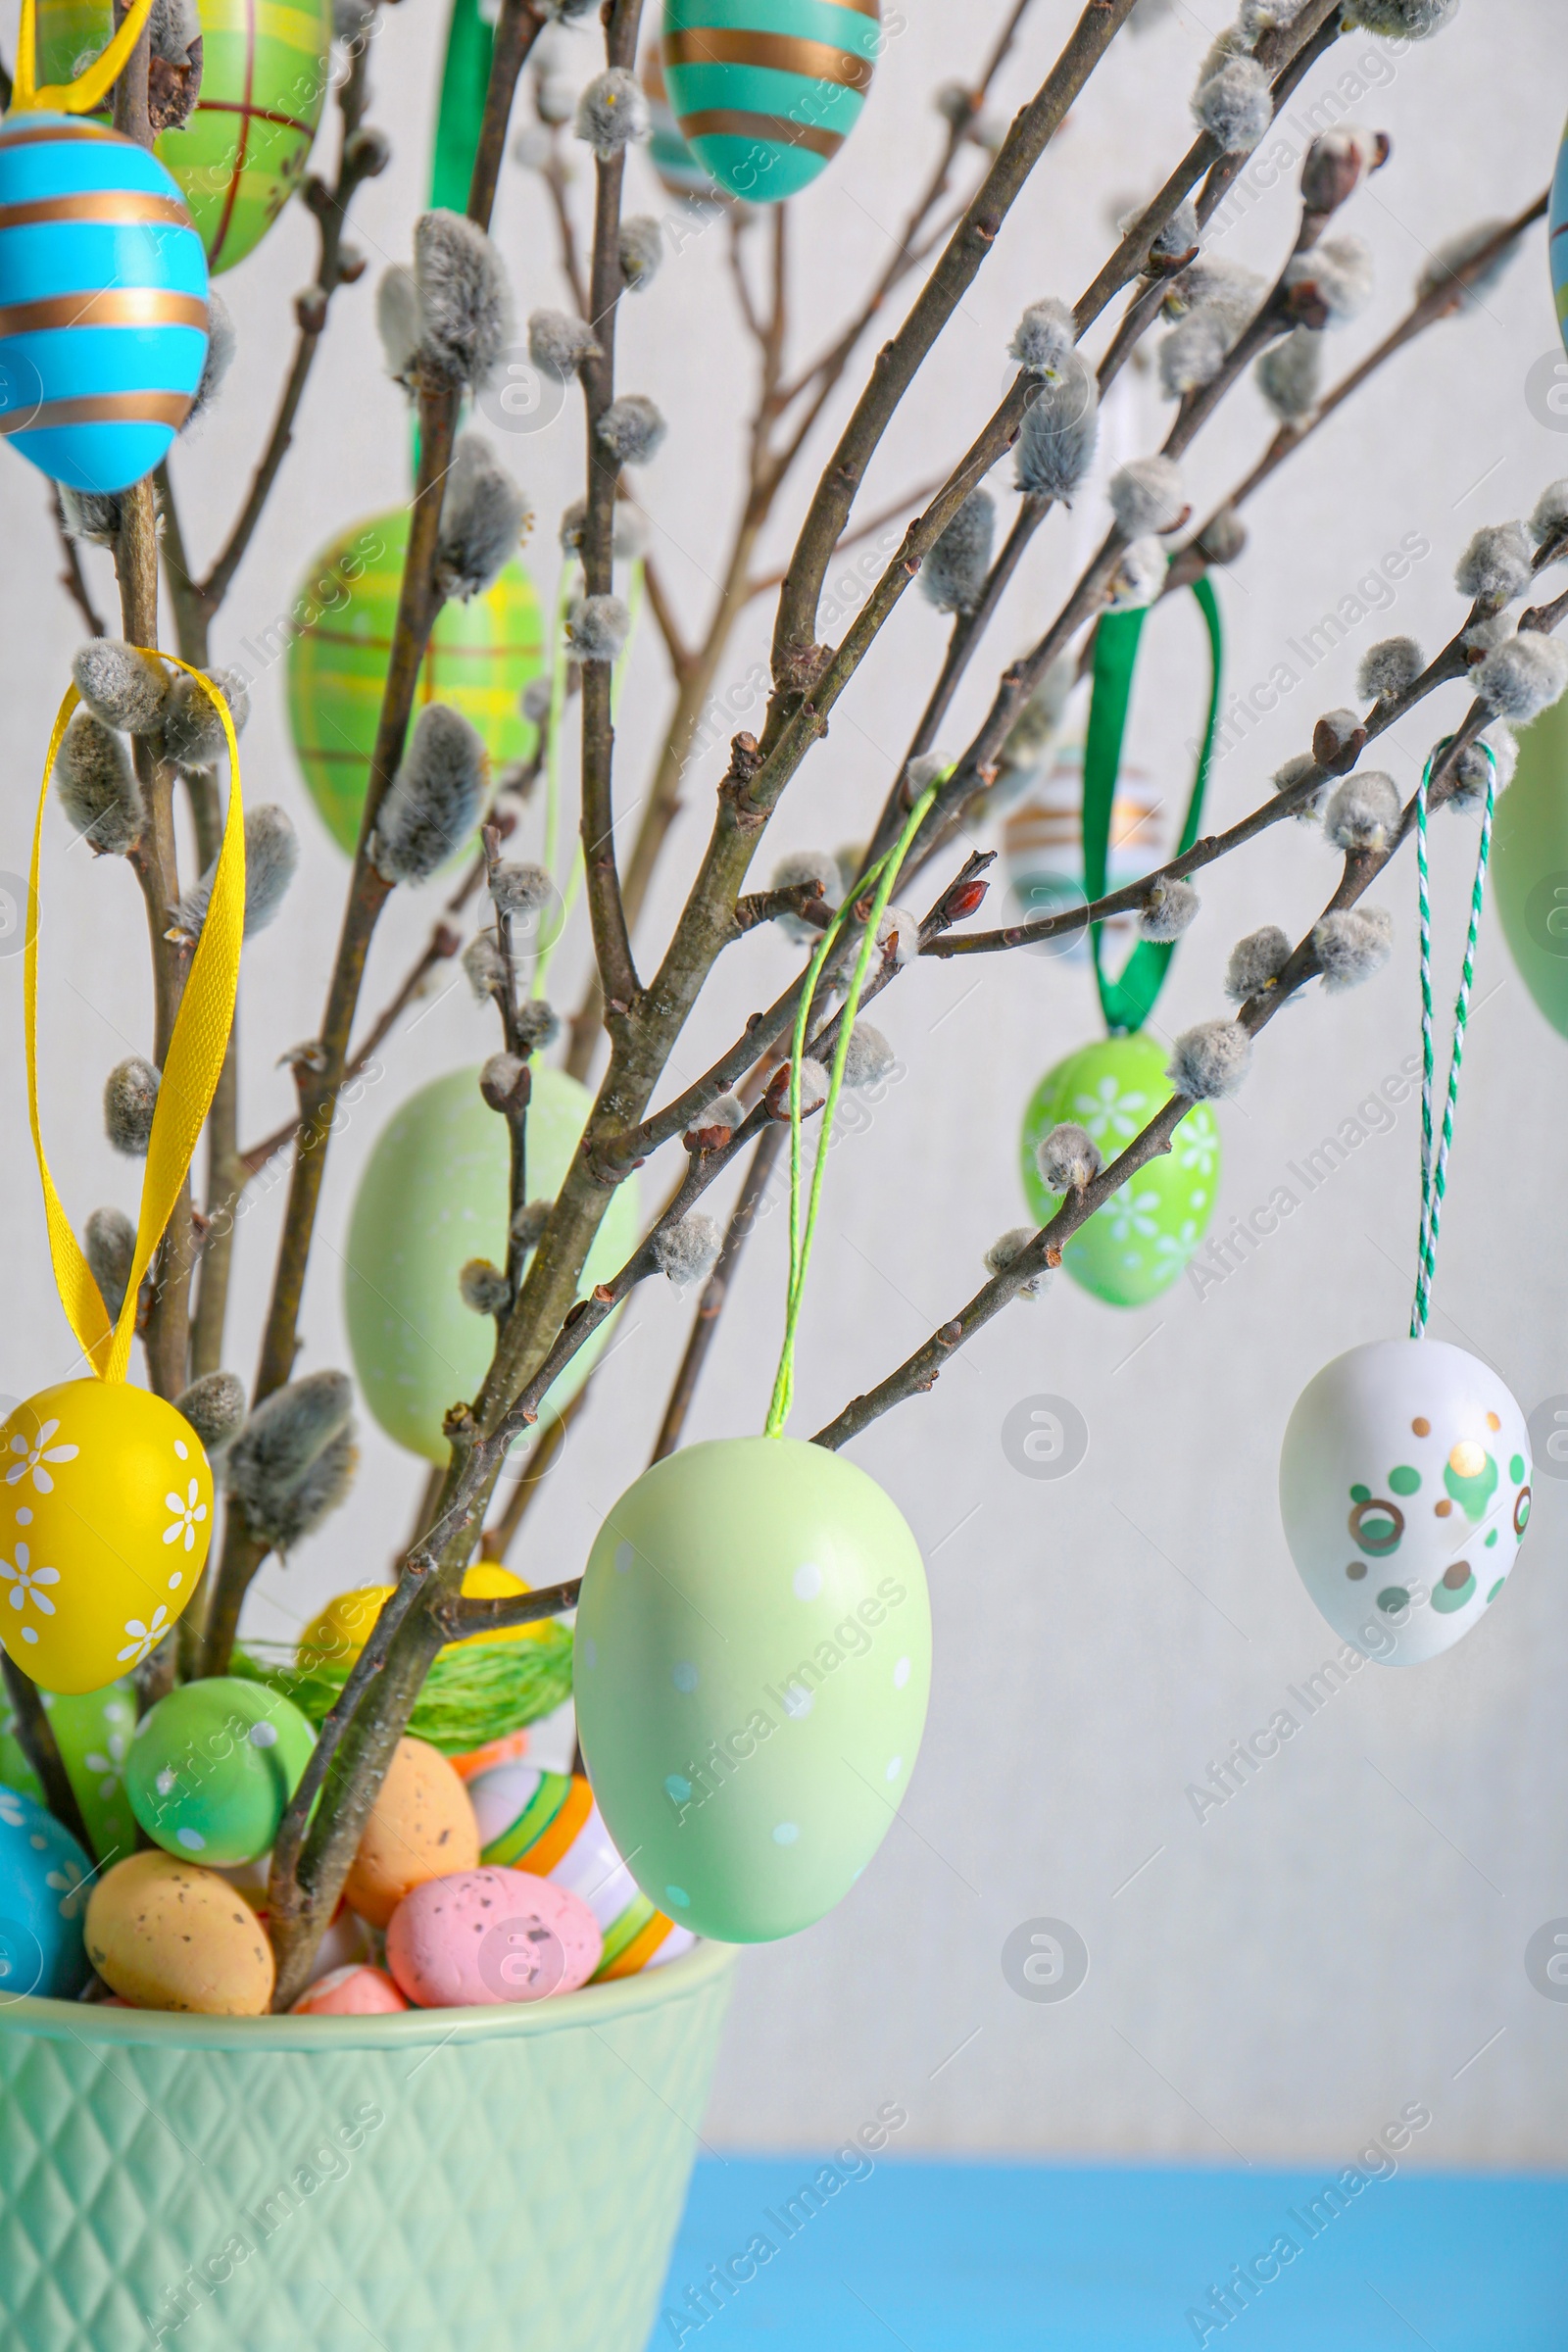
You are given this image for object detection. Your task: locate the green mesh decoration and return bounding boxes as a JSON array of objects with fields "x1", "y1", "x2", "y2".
[{"x1": 231, "y1": 1624, "x2": 573, "y2": 1756}]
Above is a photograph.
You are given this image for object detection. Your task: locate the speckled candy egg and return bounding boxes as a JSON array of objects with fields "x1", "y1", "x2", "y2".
[
  {"x1": 126, "y1": 1676, "x2": 317, "y2": 1865},
  {"x1": 470, "y1": 1763, "x2": 695, "y2": 1981},
  {"x1": 84, "y1": 1850, "x2": 275, "y2": 2013},
  {"x1": 0, "y1": 1679, "x2": 136, "y2": 1861},
  {"x1": 291, "y1": 1962, "x2": 408, "y2": 2017},
  {"x1": 575, "y1": 1437, "x2": 931, "y2": 1944},
  {"x1": 385, "y1": 1867, "x2": 602, "y2": 2007},
  {"x1": 1280, "y1": 1338, "x2": 1532, "y2": 1665},
  {"x1": 1020, "y1": 1032, "x2": 1219, "y2": 1306},
  {"x1": 344, "y1": 1066, "x2": 639, "y2": 1463},
  {"x1": 343, "y1": 1737, "x2": 480, "y2": 1928},
  {"x1": 661, "y1": 0, "x2": 881, "y2": 204},
  {"x1": 0, "y1": 1381, "x2": 212, "y2": 1694},
  {"x1": 0, "y1": 1782, "x2": 92, "y2": 1999}
]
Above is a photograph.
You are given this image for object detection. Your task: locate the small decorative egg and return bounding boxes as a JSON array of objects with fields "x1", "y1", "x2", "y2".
[
  {"x1": 575, "y1": 1437, "x2": 931, "y2": 1944},
  {"x1": 0, "y1": 1781, "x2": 92, "y2": 1999},
  {"x1": 126, "y1": 1676, "x2": 317, "y2": 1865},
  {"x1": 660, "y1": 0, "x2": 881, "y2": 204},
  {"x1": 470, "y1": 1763, "x2": 695, "y2": 1980},
  {"x1": 0, "y1": 114, "x2": 209, "y2": 493},
  {"x1": 1552, "y1": 117, "x2": 1568, "y2": 359},
  {"x1": 0, "y1": 1381, "x2": 213, "y2": 1695},
  {"x1": 1279, "y1": 1338, "x2": 1532, "y2": 1665},
  {"x1": 1020, "y1": 1032, "x2": 1219, "y2": 1306},
  {"x1": 343, "y1": 1067, "x2": 640, "y2": 1463},
  {"x1": 299, "y1": 1566, "x2": 548, "y2": 1668},
  {"x1": 343, "y1": 1737, "x2": 480, "y2": 1929},
  {"x1": 84, "y1": 1850, "x2": 275, "y2": 2013},
  {"x1": 36, "y1": 0, "x2": 334, "y2": 272},
  {"x1": 1491, "y1": 695, "x2": 1568, "y2": 1041},
  {"x1": 290, "y1": 1962, "x2": 408, "y2": 2017},
  {"x1": 451, "y1": 1727, "x2": 531, "y2": 1783},
  {"x1": 385, "y1": 1867, "x2": 602, "y2": 2008},
  {"x1": 285, "y1": 510, "x2": 542, "y2": 857},
  {"x1": 0, "y1": 1678, "x2": 137, "y2": 1862},
  {"x1": 641, "y1": 41, "x2": 723, "y2": 204}
]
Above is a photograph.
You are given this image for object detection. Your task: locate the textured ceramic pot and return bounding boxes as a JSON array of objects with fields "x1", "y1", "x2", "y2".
[{"x1": 0, "y1": 1937, "x2": 734, "y2": 2351}]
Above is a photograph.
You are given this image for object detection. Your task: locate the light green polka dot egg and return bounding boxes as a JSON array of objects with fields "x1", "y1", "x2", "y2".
[
  {"x1": 574, "y1": 1437, "x2": 931, "y2": 1943},
  {"x1": 1020, "y1": 1031, "x2": 1218, "y2": 1306},
  {"x1": 126, "y1": 1676, "x2": 316, "y2": 1866}
]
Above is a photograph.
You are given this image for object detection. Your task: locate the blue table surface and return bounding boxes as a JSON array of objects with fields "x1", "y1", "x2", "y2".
[{"x1": 651, "y1": 2158, "x2": 1568, "y2": 2349}]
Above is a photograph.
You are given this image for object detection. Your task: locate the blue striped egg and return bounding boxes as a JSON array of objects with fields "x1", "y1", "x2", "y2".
[
  {"x1": 1553, "y1": 113, "x2": 1568, "y2": 357},
  {"x1": 661, "y1": 0, "x2": 880, "y2": 205},
  {"x1": 0, "y1": 112, "x2": 209, "y2": 495}
]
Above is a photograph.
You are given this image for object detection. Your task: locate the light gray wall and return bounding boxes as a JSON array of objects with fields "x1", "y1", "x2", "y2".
[{"x1": 1, "y1": 0, "x2": 1564, "y2": 2167}]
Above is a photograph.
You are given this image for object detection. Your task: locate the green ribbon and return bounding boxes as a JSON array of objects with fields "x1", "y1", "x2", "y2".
[
  {"x1": 431, "y1": 0, "x2": 494, "y2": 213},
  {"x1": 1081, "y1": 574, "x2": 1224, "y2": 1036}
]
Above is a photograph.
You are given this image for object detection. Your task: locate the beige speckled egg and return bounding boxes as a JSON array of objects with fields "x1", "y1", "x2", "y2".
[
  {"x1": 344, "y1": 1737, "x2": 480, "y2": 1929},
  {"x1": 84, "y1": 1850, "x2": 275, "y2": 2014}
]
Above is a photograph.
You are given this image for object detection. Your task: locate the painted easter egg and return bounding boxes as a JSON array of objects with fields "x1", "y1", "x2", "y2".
[
  {"x1": 1003, "y1": 743, "x2": 1164, "y2": 957},
  {"x1": 344, "y1": 1065, "x2": 640, "y2": 1463},
  {"x1": 36, "y1": 0, "x2": 333, "y2": 272},
  {"x1": 291, "y1": 1962, "x2": 408, "y2": 2016},
  {"x1": 1020, "y1": 1032, "x2": 1219, "y2": 1307},
  {"x1": 0, "y1": 1382, "x2": 212, "y2": 1695},
  {"x1": 1552, "y1": 113, "x2": 1568, "y2": 358},
  {"x1": 1279, "y1": 1338, "x2": 1531, "y2": 1666},
  {"x1": 385, "y1": 1866, "x2": 602, "y2": 2006},
  {"x1": 126, "y1": 1675, "x2": 317, "y2": 1865},
  {"x1": 0, "y1": 1781, "x2": 92, "y2": 1999},
  {"x1": 343, "y1": 1736, "x2": 480, "y2": 1928},
  {"x1": 85, "y1": 1849, "x2": 275, "y2": 2012},
  {"x1": 575, "y1": 1437, "x2": 931, "y2": 1944},
  {"x1": 285, "y1": 509, "x2": 543, "y2": 857},
  {"x1": 1492, "y1": 695, "x2": 1568, "y2": 1040},
  {"x1": 660, "y1": 0, "x2": 880, "y2": 205},
  {"x1": 451, "y1": 1727, "x2": 530, "y2": 1781},
  {"x1": 641, "y1": 41, "x2": 722, "y2": 203},
  {"x1": 0, "y1": 1678, "x2": 136, "y2": 1862},
  {"x1": 0, "y1": 113, "x2": 208, "y2": 493},
  {"x1": 299, "y1": 1565, "x2": 550, "y2": 1666},
  {"x1": 470, "y1": 1763, "x2": 696, "y2": 1980}
]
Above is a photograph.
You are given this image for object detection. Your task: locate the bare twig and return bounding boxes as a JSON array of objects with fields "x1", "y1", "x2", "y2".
[{"x1": 1, "y1": 1654, "x2": 96, "y2": 1860}]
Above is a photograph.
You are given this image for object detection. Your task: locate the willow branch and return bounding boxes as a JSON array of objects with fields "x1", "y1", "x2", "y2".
[
  {"x1": 51, "y1": 490, "x2": 105, "y2": 635},
  {"x1": 1, "y1": 1654, "x2": 96, "y2": 1860}
]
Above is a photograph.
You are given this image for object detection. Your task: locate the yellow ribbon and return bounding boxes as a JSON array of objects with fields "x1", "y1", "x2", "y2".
[
  {"x1": 28, "y1": 661, "x2": 245, "y2": 1382},
  {"x1": 9, "y1": 0, "x2": 160, "y2": 115}
]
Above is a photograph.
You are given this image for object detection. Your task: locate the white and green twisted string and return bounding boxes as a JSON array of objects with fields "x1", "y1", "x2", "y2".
[{"x1": 1410, "y1": 736, "x2": 1496, "y2": 1339}]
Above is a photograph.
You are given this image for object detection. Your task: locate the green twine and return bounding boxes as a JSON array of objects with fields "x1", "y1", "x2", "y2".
[
  {"x1": 1410, "y1": 737, "x2": 1496, "y2": 1339},
  {"x1": 763, "y1": 781, "x2": 940, "y2": 1437},
  {"x1": 231, "y1": 1626, "x2": 575, "y2": 1756}
]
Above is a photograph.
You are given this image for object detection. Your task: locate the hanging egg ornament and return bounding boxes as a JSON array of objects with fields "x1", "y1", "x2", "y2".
[
  {"x1": 1280, "y1": 1339, "x2": 1531, "y2": 1665},
  {"x1": 0, "y1": 1678, "x2": 136, "y2": 1861},
  {"x1": 126, "y1": 1675, "x2": 317, "y2": 1864},
  {"x1": 575, "y1": 1437, "x2": 931, "y2": 1944},
  {"x1": 1552, "y1": 110, "x2": 1568, "y2": 358},
  {"x1": 344, "y1": 1066, "x2": 641, "y2": 1464},
  {"x1": 1491, "y1": 695, "x2": 1568, "y2": 1041},
  {"x1": 35, "y1": 0, "x2": 333, "y2": 272},
  {"x1": 0, "y1": 1383, "x2": 212, "y2": 1695},
  {"x1": 469, "y1": 1763, "x2": 697, "y2": 1980},
  {"x1": 286, "y1": 510, "x2": 543, "y2": 857},
  {"x1": 659, "y1": 0, "x2": 881, "y2": 205},
  {"x1": 0, "y1": 113, "x2": 208, "y2": 493},
  {"x1": 0, "y1": 1781, "x2": 92, "y2": 1999},
  {"x1": 1020, "y1": 1032, "x2": 1218, "y2": 1306},
  {"x1": 1003, "y1": 750, "x2": 1165, "y2": 958},
  {"x1": 641, "y1": 42, "x2": 723, "y2": 204}
]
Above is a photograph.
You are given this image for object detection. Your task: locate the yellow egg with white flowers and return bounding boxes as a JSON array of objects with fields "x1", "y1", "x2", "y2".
[{"x1": 0, "y1": 1381, "x2": 212, "y2": 1695}]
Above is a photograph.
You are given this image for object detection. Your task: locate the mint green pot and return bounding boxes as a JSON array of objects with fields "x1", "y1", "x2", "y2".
[{"x1": 0, "y1": 1939, "x2": 735, "y2": 2351}]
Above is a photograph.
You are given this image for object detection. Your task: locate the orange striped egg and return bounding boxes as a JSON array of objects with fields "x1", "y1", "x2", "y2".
[
  {"x1": 661, "y1": 0, "x2": 881, "y2": 204},
  {"x1": 0, "y1": 113, "x2": 208, "y2": 492},
  {"x1": 468, "y1": 1764, "x2": 695, "y2": 1982}
]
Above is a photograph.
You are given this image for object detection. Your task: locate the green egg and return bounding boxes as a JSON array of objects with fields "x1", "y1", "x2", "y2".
[
  {"x1": 1020, "y1": 1032, "x2": 1218, "y2": 1306},
  {"x1": 1492, "y1": 693, "x2": 1568, "y2": 1040},
  {"x1": 0, "y1": 1681, "x2": 137, "y2": 1865},
  {"x1": 126, "y1": 1677, "x2": 316, "y2": 1866},
  {"x1": 344, "y1": 1066, "x2": 641, "y2": 1464},
  {"x1": 575, "y1": 1439, "x2": 932, "y2": 1943}
]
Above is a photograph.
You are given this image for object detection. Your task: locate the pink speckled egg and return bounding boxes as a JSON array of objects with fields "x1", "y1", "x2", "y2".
[
  {"x1": 290, "y1": 1963, "x2": 408, "y2": 2017},
  {"x1": 385, "y1": 1868, "x2": 602, "y2": 2008}
]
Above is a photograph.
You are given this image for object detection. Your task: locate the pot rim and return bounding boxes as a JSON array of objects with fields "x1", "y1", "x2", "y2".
[{"x1": 0, "y1": 1935, "x2": 735, "y2": 2052}]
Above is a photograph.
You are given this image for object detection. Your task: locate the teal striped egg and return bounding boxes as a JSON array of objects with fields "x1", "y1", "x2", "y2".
[
  {"x1": 661, "y1": 0, "x2": 880, "y2": 204},
  {"x1": 0, "y1": 113, "x2": 209, "y2": 494},
  {"x1": 1553, "y1": 111, "x2": 1568, "y2": 355}
]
